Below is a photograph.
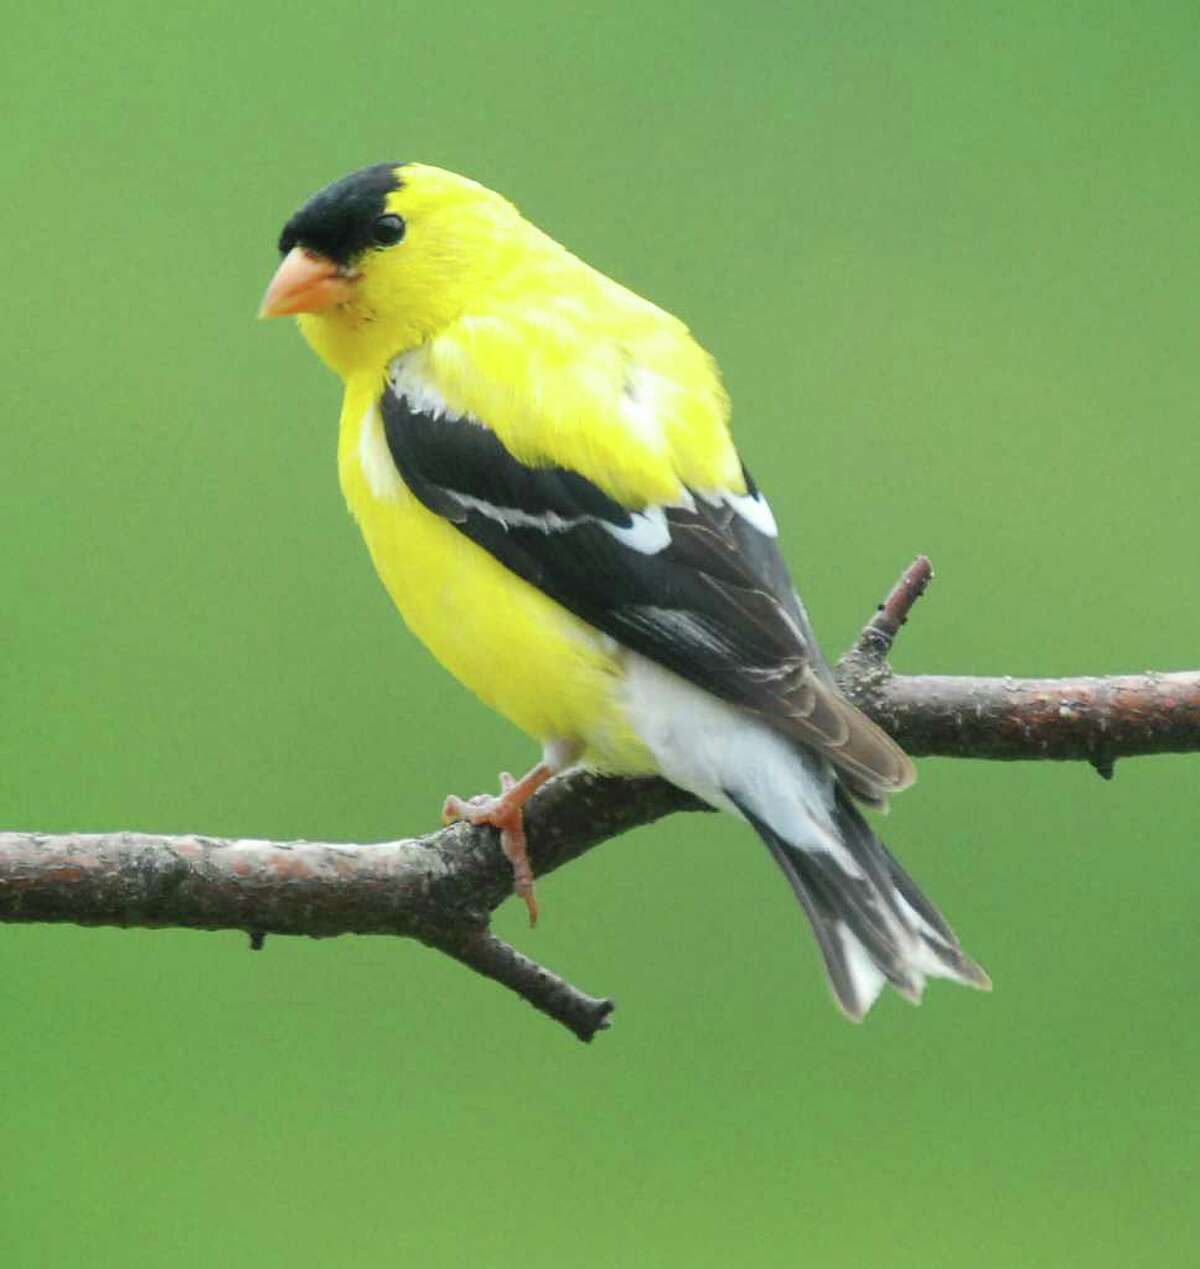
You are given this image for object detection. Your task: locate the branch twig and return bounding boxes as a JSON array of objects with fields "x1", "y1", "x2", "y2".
[
  {"x1": 834, "y1": 557, "x2": 1200, "y2": 773},
  {"x1": 4, "y1": 558, "x2": 1197, "y2": 1040},
  {"x1": 0, "y1": 775, "x2": 694, "y2": 1042},
  {"x1": 850, "y1": 554, "x2": 934, "y2": 662}
]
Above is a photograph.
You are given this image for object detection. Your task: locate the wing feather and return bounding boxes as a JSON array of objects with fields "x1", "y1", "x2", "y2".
[{"x1": 379, "y1": 379, "x2": 914, "y2": 799}]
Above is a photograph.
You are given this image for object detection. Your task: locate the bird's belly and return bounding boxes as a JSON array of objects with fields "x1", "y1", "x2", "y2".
[{"x1": 343, "y1": 461, "x2": 654, "y2": 773}]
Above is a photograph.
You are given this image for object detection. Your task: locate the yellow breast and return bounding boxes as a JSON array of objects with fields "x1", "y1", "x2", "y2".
[
  {"x1": 336, "y1": 381, "x2": 655, "y2": 772},
  {"x1": 324, "y1": 233, "x2": 741, "y2": 774}
]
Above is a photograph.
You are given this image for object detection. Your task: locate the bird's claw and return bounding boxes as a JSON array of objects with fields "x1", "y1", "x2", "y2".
[
  {"x1": 442, "y1": 793, "x2": 493, "y2": 825},
  {"x1": 440, "y1": 776, "x2": 540, "y2": 927}
]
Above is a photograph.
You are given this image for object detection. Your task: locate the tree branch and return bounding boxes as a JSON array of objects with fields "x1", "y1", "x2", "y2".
[
  {"x1": 0, "y1": 775, "x2": 695, "y2": 1043},
  {"x1": 842, "y1": 670, "x2": 1200, "y2": 772},
  {"x1": 833, "y1": 555, "x2": 1200, "y2": 774},
  {"x1": 4, "y1": 557, "x2": 1197, "y2": 1040}
]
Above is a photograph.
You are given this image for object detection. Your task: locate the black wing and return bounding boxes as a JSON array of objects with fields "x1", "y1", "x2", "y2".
[{"x1": 380, "y1": 384, "x2": 913, "y2": 798}]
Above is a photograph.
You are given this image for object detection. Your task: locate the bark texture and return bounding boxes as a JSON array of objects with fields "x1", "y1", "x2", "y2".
[{"x1": 4, "y1": 558, "x2": 1196, "y2": 1040}]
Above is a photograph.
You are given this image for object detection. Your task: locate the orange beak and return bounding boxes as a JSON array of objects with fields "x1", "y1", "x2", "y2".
[{"x1": 258, "y1": 247, "x2": 359, "y2": 318}]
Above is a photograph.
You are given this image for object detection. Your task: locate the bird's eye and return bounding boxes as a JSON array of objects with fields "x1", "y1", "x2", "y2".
[{"x1": 371, "y1": 214, "x2": 406, "y2": 247}]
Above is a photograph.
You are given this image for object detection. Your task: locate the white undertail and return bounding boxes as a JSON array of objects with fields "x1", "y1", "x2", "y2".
[{"x1": 619, "y1": 654, "x2": 990, "y2": 1019}]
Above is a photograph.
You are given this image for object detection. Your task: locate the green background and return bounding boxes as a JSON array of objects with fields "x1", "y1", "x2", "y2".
[{"x1": 4, "y1": 3, "x2": 1198, "y2": 1265}]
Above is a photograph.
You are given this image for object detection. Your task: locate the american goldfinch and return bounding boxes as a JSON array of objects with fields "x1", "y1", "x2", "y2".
[{"x1": 260, "y1": 162, "x2": 989, "y2": 1020}]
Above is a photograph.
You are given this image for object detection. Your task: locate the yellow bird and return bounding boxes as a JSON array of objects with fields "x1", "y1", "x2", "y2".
[{"x1": 260, "y1": 162, "x2": 989, "y2": 1020}]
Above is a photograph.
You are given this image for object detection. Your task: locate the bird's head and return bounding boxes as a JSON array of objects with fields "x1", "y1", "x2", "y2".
[{"x1": 260, "y1": 162, "x2": 523, "y2": 376}]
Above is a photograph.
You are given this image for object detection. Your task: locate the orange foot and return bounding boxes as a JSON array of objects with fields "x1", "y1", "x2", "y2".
[{"x1": 443, "y1": 764, "x2": 554, "y2": 927}]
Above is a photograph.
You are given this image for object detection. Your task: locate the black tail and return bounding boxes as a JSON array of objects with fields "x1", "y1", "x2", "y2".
[{"x1": 733, "y1": 786, "x2": 990, "y2": 1021}]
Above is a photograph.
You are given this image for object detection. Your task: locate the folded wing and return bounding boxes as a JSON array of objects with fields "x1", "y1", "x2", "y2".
[{"x1": 379, "y1": 377, "x2": 914, "y2": 802}]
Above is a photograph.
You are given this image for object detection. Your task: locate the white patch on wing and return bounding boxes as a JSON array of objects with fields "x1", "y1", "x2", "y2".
[
  {"x1": 728, "y1": 490, "x2": 778, "y2": 537},
  {"x1": 450, "y1": 492, "x2": 586, "y2": 535},
  {"x1": 384, "y1": 349, "x2": 698, "y2": 558},
  {"x1": 600, "y1": 486, "x2": 695, "y2": 554},
  {"x1": 698, "y1": 486, "x2": 779, "y2": 538},
  {"x1": 387, "y1": 351, "x2": 464, "y2": 422},
  {"x1": 602, "y1": 505, "x2": 672, "y2": 554},
  {"x1": 448, "y1": 491, "x2": 674, "y2": 553},
  {"x1": 357, "y1": 404, "x2": 402, "y2": 500}
]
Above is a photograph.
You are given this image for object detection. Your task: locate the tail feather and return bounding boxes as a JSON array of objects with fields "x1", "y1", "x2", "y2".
[
  {"x1": 616, "y1": 649, "x2": 986, "y2": 1020},
  {"x1": 731, "y1": 785, "x2": 989, "y2": 1021},
  {"x1": 831, "y1": 785, "x2": 990, "y2": 989},
  {"x1": 750, "y1": 813, "x2": 920, "y2": 1017}
]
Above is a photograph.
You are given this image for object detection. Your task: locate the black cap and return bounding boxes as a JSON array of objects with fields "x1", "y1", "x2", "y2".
[{"x1": 277, "y1": 163, "x2": 407, "y2": 266}]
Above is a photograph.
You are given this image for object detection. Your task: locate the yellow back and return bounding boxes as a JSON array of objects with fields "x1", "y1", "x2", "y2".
[{"x1": 300, "y1": 163, "x2": 744, "y2": 508}]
